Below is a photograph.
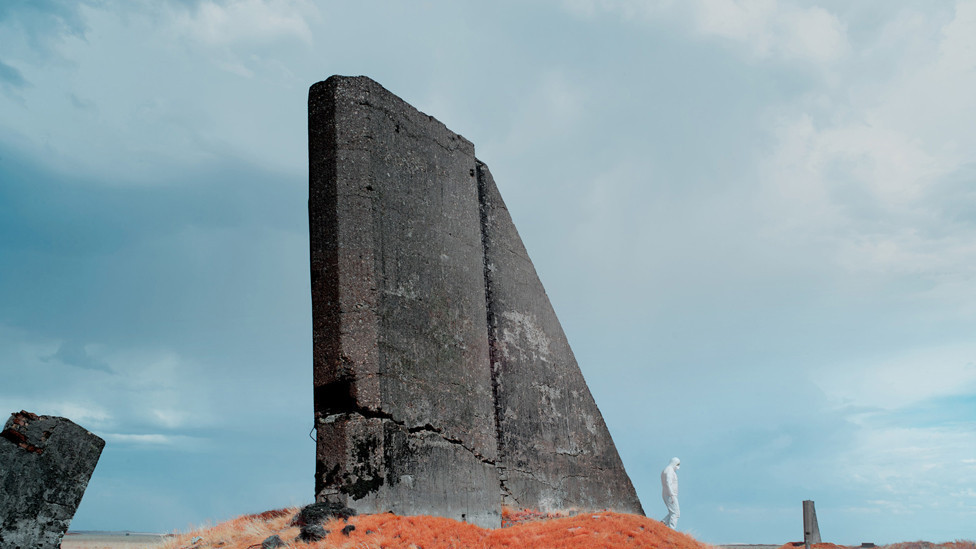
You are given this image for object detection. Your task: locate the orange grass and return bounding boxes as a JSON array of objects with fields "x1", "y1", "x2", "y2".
[
  {"x1": 162, "y1": 508, "x2": 976, "y2": 549},
  {"x1": 160, "y1": 507, "x2": 302, "y2": 549},
  {"x1": 882, "y1": 543, "x2": 976, "y2": 549},
  {"x1": 162, "y1": 508, "x2": 714, "y2": 549},
  {"x1": 776, "y1": 543, "x2": 976, "y2": 549}
]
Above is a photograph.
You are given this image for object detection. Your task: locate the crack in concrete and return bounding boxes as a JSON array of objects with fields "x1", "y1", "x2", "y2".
[{"x1": 321, "y1": 408, "x2": 497, "y2": 468}]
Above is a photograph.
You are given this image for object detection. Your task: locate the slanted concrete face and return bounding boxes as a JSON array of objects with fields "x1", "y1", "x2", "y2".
[
  {"x1": 309, "y1": 75, "x2": 644, "y2": 525},
  {"x1": 803, "y1": 500, "x2": 822, "y2": 545},
  {"x1": 309, "y1": 76, "x2": 501, "y2": 527},
  {"x1": 0, "y1": 410, "x2": 105, "y2": 549},
  {"x1": 477, "y1": 163, "x2": 644, "y2": 515}
]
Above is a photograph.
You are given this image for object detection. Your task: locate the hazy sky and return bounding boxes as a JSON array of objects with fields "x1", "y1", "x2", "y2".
[{"x1": 2, "y1": 0, "x2": 974, "y2": 543}]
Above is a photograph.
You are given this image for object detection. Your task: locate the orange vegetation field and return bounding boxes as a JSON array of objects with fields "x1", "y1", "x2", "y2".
[
  {"x1": 161, "y1": 507, "x2": 714, "y2": 549},
  {"x1": 776, "y1": 544, "x2": 976, "y2": 549},
  {"x1": 159, "y1": 508, "x2": 976, "y2": 549}
]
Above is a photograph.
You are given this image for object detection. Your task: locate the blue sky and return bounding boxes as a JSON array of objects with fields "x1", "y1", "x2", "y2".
[{"x1": 2, "y1": 0, "x2": 975, "y2": 543}]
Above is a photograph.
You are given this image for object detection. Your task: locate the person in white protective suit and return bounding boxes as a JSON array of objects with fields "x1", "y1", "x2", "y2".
[{"x1": 661, "y1": 457, "x2": 680, "y2": 529}]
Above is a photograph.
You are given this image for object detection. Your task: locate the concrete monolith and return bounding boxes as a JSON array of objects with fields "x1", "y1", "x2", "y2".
[
  {"x1": 309, "y1": 75, "x2": 643, "y2": 526},
  {"x1": 309, "y1": 76, "x2": 500, "y2": 527}
]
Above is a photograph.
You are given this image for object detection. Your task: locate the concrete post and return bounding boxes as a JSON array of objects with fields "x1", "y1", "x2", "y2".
[{"x1": 803, "y1": 500, "x2": 822, "y2": 545}]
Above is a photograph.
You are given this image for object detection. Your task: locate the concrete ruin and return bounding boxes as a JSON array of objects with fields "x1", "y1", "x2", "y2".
[
  {"x1": 803, "y1": 500, "x2": 822, "y2": 546},
  {"x1": 309, "y1": 76, "x2": 643, "y2": 528},
  {"x1": 0, "y1": 410, "x2": 105, "y2": 549}
]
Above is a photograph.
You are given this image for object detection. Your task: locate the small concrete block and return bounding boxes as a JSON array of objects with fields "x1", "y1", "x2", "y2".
[{"x1": 0, "y1": 410, "x2": 105, "y2": 549}]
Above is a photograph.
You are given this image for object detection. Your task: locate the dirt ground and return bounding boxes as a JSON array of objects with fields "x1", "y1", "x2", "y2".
[{"x1": 61, "y1": 532, "x2": 168, "y2": 548}]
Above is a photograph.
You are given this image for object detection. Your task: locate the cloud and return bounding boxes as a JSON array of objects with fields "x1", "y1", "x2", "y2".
[
  {"x1": 560, "y1": 0, "x2": 674, "y2": 22},
  {"x1": 841, "y1": 422, "x2": 976, "y2": 501},
  {"x1": 816, "y1": 345, "x2": 976, "y2": 411},
  {"x1": 171, "y1": 0, "x2": 316, "y2": 48},
  {"x1": 749, "y1": 7, "x2": 976, "y2": 520},
  {"x1": 760, "y1": 113, "x2": 950, "y2": 225},
  {"x1": 560, "y1": 0, "x2": 849, "y2": 64},
  {"x1": 68, "y1": 91, "x2": 95, "y2": 111},
  {"x1": 101, "y1": 433, "x2": 198, "y2": 446},
  {"x1": 0, "y1": 0, "x2": 94, "y2": 57},
  {"x1": 160, "y1": 0, "x2": 320, "y2": 82},
  {"x1": 43, "y1": 340, "x2": 115, "y2": 374},
  {"x1": 0, "y1": 397, "x2": 114, "y2": 429},
  {"x1": 756, "y1": 2, "x2": 976, "y2": 306},
  {"x1": 694, "y1": 0, "x2": 848, "y2": 63},
  {"x1": 45, "y1": 402, "x2": 113, "y2": 426},
  {"x1": 0, "y1": 59, "x2": 28, "y2": 91},
  {"x1": 938, "y1": 0, "x2": 976, "y2": 72},
  {"x1": 0, "y1": 1, "x2": 316, "y2": 180},
  {"x1": 493, "y1": 70, "x2": 588, "y2": 154},
  {"x1": 150, "y1": 408, "x2": 191, "y2": 429}
]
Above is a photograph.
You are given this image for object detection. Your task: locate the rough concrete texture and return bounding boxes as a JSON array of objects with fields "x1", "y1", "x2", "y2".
[
  {"x1": 477, "y1": 163, "x2": 644, "y2": 515},
  {"x1": 309, "y1": 75, "x2": 642, "y2": 526},
  {"x1": 309, "y1": 75, "x2": 500, "y2": 527},
  {"x1": 803, "y1": 500, "x2": 822, "y2": 544},
  {"x1": 0, "y1": 410, "x2": 105, "y2": 549}
]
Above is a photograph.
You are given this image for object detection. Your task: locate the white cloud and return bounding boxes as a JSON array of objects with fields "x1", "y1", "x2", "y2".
[
  {"x1": 838, "y1": 424, "x2": 976, "y2": 501},
  {"x1": 150, "y1": 408, "x2": 191, "y2": 430},
  {"x1": 44, "y1": 402, "x2": 114, "y2": 427},
  {"x1": 760, "y1": 113, "x2": 952, "y2": 225},
  {"x1": 871, "y1": 3, "x2": 976, "y2": 154},
  {"x1": 937, "y1": 1, "x2": 976, "y2": 72},
  {"x1": 816, "y1": 345, "x2": 976, "y2": 411},
  {"x1": 94, "y1": 346, "x2": 218, "y2": 430},
  {"x1": 693, "y1": 0, "x2": 851, "y2": 63},
  {"x1": 561, "y1": 0, "x2": 849, "y2": 64},
  {"x1": 0, "y1": 326, "x2": 113, "y2": 429},
  {"x1": 693, "y1": 0, "x2": 776, "y2": 42},
  {"x1": 171, "y1": 0, "x2": 317, "y2": 48},
  {"x1": 756, "y1": 1, "x2": 976, "y2": 303},
  {"x1": 0, "y1": 0, "x2": 317, "y2": 181},
  {"x1": 773, "y1": 5, "x2": 848, "y2": 64},
  {"x1": 0, "y1": 322, "x2": 217, "y2": 434},
  {"x1": 562, "y1": 0, "x2": 675, "y2": 21},
  {"x1": 102, "y1": 433, "x2": 196, "y2": 446},
  {"x1": 159, "y1": 0, "x2": 318, "y2": 80},
  {"x1": 713, "y1": 5, "x2": 976, "y2": 528},
  {"x1": 0, "y1": 397, "x2": 113, "y2": 430},
  {"x1": 489, "y1": 70, "x2": 588, "y2": 158}
]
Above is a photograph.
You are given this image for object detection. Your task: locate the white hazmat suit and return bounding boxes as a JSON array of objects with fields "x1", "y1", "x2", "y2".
[{"x1": 661, "y1": 457, "x2": 680, "y2": 529}]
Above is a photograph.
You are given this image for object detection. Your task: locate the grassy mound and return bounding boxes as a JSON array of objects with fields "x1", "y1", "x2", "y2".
[
  {"x1": 161, "y1": 508, "x2": 976, "y2": 549},
  {"x1": 161, "y1": 507, "x2": 715, "y2": 549}
]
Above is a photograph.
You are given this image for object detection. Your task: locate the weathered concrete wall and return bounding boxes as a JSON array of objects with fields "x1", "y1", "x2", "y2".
[
  {"x1": 477, "y1": 163, "x2": 644, "y2": 514},
  {"x1": 309, "y1": 76, "x2": 501, "y2": 527},
  {"x1": 0, "y1": 410, "x2": 105, "y2": 549},
  {"x1": 310, "y1": 75, "x2": 643, "y2": 525}
]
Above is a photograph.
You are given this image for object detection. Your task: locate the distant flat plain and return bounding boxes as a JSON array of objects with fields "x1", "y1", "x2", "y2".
[{"x1": 61, "y1": 532, "x2": 168, "y2": 548}]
